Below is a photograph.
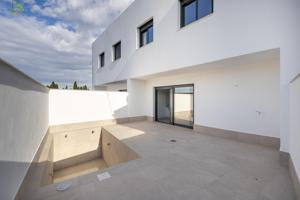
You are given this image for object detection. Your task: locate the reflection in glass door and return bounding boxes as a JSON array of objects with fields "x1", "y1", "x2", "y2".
[
  {"x1": 155, "y1": 85, "x2": 194, "y2": 128},
  {"x1": 155, "y1": 88, "x2": 172, "y2": 124},
  {"x1": 174, "y1": 86, "x2": 194, "y2": 127}
]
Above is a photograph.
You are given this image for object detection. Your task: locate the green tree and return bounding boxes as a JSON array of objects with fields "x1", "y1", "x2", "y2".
[
  {"x1": 83, "y1": 85, "x2": 88, "y2": 90},
  {"x1": 72, "y1": 81, "x2": 89, "y2": 90},
  {"x1": 73, "y1": 81, "x2": 78, "y2": 90},
  {"x1": 47, "y1": 81, "x2": 59, "y2": 89}
]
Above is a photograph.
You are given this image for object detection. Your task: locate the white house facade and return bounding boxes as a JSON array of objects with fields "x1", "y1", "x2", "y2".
[
  {"x1": 1, "y1": 0, "x2": 300, "y2": 199},
  {"x1": 92, "y1": 0, "x2": 300, "y2": 156}
]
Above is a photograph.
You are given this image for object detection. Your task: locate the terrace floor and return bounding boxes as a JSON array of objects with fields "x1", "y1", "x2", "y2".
[{"x1": 33, "y1": 121, "x2": 296, "y2": 200}]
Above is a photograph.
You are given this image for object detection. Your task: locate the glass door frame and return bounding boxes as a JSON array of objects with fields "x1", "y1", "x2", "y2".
[
  {"x1": 155, "y1": 84, "x2": 194, "y2": 129},
  {"x1": 154, "y1": 86, "x2": 173, "y2": 125}
]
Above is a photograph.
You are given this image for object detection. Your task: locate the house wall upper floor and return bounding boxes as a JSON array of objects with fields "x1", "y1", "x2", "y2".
[{"x1": 92, "y1": 0, "x2": 300, "y2": 87}]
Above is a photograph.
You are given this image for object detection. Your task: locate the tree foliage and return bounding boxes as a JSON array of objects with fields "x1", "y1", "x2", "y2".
[
  {"x1": 46, "y1": 81, "x2": 88, "y2": 90},
  {"x1": 73, "y1": 81, "x2": 78, "y2": 90},
  {"x1": 73, "y1": 81, "x2": 89, "y2": 90},
  {"x1": 47, "y1": 81, "x2": 59, "y2": 89}
]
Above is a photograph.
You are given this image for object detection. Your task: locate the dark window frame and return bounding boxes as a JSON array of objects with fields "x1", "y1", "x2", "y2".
[
  {"x1": 113, "y1": 41, "x2": 121, "y2": 61},
  {"x1": 180, "y1": 0, "x2": 213, "y2": 28},
  {"x1": 154, "y1": 84, "x2": 195, "y2": 129},
  {"x1": 99, "y1": 52, "x2": 105, "y2": 68},
  {"x1": 181, "y1": 0, "x2": 197, "y2": 27},
  {"x1": 139, "y1": 19, "x2": 154, "y2": 48}
]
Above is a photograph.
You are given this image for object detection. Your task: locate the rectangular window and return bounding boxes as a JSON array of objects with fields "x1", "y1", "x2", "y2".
[
  {"x1": 180, "y1": 0, "x2": 213, "y2": 27},
  {"x1": 183, "y1": 1, "x2": 197, "y2": 26},
  {"x1": 113, "y1": 41, "x2": 121, "y2": 61},
  {"x1": 198, "y1": 0, "x2": 213, "y2": 19},
  {"x1": 139, "y1": 19, "x2": 153, "y2": 47},
  {"x1": 99, "y1": 52, "x2": 105, "y2": 68}
]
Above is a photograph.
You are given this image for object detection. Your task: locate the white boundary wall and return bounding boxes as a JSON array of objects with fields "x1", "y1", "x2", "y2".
[
  {"x1": 49, "y1": 90, "x2": 128, "y2": 126},
  {"x1": 0, "y1": 60, "x2": 49, "y2": 200}
]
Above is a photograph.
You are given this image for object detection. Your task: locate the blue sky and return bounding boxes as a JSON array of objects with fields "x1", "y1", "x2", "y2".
[{"x1": 0, "y1": 0, "x2": 134, "y2": 88}]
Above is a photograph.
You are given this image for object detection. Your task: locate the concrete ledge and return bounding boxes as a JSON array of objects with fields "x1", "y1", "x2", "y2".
[
  {"x1": 194, "y1": 124, "x2": 280, "y2": 149},
  {"x1": 49, "y1": 116, "x2": 147, "y2": 133},
  {"x1": 290, "y1": 157, "x2": 300, "y2": 200}
]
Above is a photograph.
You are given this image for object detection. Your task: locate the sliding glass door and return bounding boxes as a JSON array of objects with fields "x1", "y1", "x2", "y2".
[
  {"x1": 155, "y1": 87, "x2": 173, "y2": 124},
  {"x1": 174, "y1": 86, "x2": 194, "y2": 127},
  {"x1": 155, "y1": 85, "x2": 194, "y2": 128}
]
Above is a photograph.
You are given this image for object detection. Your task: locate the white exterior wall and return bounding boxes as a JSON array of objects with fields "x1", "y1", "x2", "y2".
[
  {"x1": 92, "y1": 0, "x2": 300, "y2": 152},
  {"x1": 127, "y1": 79, "x2": 146, "y2": 117},
  {"x1": 290, "y1": 74, "x2": 300, "y2": 179},
  {"x1": 92, "y1": 0, "x2": 299, "y2": 85},
  {"x1": 49, "y1": 90, "x2": 128, "y2": 126},
  {"x1": 0, "y1": 60, "x2": 49, "y2": 200},
  {"x1": 144, "y1": 55, "x2": 280, "y2": 138}
]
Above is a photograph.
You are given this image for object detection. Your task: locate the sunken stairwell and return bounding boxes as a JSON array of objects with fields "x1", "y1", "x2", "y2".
[
  {"x1": 48, "y1": 127, "x2": 139, "y2": 184},
  {"x1": 16, "y1": 125, "x2": 139, "y2": 199}
]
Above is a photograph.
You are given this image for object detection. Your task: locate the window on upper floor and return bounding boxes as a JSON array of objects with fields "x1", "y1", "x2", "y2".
[
  {"x1": 180, "y1": 0, "x2": 213, "y2": 27},
  {"x1": 139, "y1": 19, "x2": 153, "y2": 48},
  {"x1": 113, "y1": 41, "x2": 121, "y2": 61},
  {"x1": 99, "y1": 52, "x2": 105, "y2": 68}
]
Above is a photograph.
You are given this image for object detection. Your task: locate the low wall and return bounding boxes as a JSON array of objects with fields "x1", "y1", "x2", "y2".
[
  {"x1": 0, "y1": 59, "x2": 49, "y2": 200},
  {"x1": 49, "y1": 90, "x2": 129, "y2": 126}
]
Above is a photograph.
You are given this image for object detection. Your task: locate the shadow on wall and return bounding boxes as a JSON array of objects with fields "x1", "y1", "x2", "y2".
[
  {"x1": 112, "y1": 95, "x2": 129, "y2": 120},
  {"x1": 113, "y1": 103, "x2": 129, "y2": 120},
  {"x1": 0, "y1": 161, "x2": 33, "y2": 200},
  {"x1": 0, "y1": 58, "x2": 49, "y2": 200},
  {"x1": 0, "y1": 58, "x2": 48, "y2": 93},
  {"x1": 111, "y1": 94, "x2": 145, "y2": 121}
]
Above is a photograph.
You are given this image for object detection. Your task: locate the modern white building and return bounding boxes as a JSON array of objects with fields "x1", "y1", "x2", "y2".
[
  {"x1": 92, "y1": 0, "x2": 300, "y2": 153},
  {"x1": 1, "y1": 0, "x2": 300, "y2": 199}
]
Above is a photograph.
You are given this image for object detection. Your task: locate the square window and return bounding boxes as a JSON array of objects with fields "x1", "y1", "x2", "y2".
[
  {"x1": 139, "y1": 19, "x2": 153, "y2": 47},
  {"x1": 113, "y1": 41, "x2": 121, "y2": 61},
  {"x1": 180, "y1": 0, "x2": 213, "y2": 27}
]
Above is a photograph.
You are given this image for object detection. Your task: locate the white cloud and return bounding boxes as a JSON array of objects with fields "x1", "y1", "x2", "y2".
[
  {"x1": 0, "y1": 0, "x2": 134, "y2": 87},
  {"x1": 32, "y1": 0, "x2": 134, "y2": 26},
  {"x1": 0, "y1": 16, "x2": 91, "y2": 86}
]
